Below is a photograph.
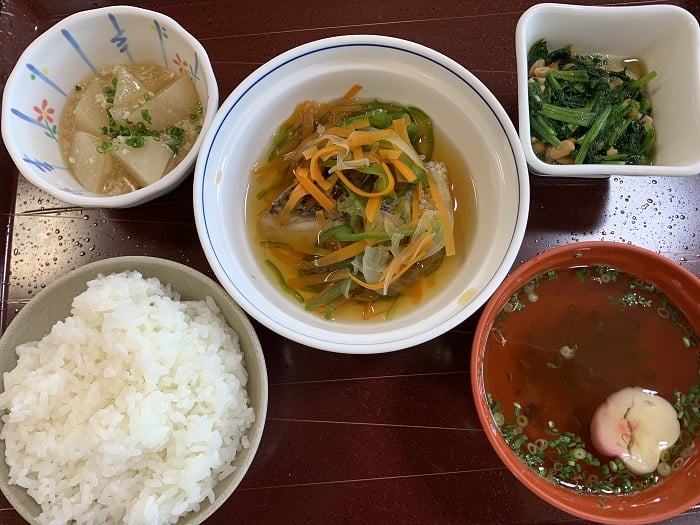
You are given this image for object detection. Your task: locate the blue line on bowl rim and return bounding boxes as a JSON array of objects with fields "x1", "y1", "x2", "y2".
[{"x1": 196, "y1": 40, "x2": 528, "y2": 348}]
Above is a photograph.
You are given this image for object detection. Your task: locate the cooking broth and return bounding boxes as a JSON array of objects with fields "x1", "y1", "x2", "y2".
[
  {"x1": 609, "y1": 56, "x2": 649, "y2": 80},
  {"x1": 247, "y1": 110, "x2": 477, "y2": 322},
  {"x1": 484, "y1": 265, "x2": 699, "y2": 494}
]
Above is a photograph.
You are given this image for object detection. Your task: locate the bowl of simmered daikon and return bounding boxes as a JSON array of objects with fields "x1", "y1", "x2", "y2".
[
  {"x1": 1, "y1": 5, "x2": 218, "y2": 208},
  {"x1": 472, "y1": 241, "x2": 700, "y2": 524},
  {"x1": 194, "y1": 34, "x2": 530, "y2": 353}
]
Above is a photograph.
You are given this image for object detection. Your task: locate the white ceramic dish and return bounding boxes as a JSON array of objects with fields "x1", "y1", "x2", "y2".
[
  {"x1": 0, "y1": 256, "x2": 268, "y2": 525},
  {"x1": 516, "y1": 3, "x2": 700, "y2": 177},
  {"x1": 1, "y1": 6, "x2": 218, "y2": 207},
  {"x1": 194, "y1": 34, "x2": 529, "y2": 354}
]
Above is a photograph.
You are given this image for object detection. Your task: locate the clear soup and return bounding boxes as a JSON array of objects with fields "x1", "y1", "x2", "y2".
[{"x1": 484, "y1": 265, "x2": 699, "y2": 494}]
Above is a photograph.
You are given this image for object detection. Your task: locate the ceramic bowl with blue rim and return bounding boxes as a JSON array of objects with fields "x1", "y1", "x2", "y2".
[
  {"x1": 193, "y1": 35, "x2": 530, "y2": 353},
  {"x1": 1, "y1": 6, "x2": 218, "y2": 208}
]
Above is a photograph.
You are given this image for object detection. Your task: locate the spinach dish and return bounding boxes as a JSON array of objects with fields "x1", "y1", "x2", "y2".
[{"x1": 527, "y1": 39, "x2": 657, "y2": 166}]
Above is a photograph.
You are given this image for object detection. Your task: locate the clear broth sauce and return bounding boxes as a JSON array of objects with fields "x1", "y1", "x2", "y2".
[
  {"x1": 484, "y1": 266, "x2": 699, "y2": 493},
  {"x1": 609, "y1": 56, "x2": 648, "y2": 79},
  {"x1": 247, "y1": 126, "x2": 477, "y2": 322}
]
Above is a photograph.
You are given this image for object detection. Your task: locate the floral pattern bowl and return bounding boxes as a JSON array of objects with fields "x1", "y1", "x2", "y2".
[{"x1": 1, "y1": 5, "x2": 218, "y2": 208}]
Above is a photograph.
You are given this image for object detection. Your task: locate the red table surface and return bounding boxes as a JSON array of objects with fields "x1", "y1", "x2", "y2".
[{"x1": 1, "y1": 1, "x2": 699, "y2": 524}]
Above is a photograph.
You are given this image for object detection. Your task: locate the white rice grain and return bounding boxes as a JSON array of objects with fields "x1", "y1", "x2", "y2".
[{"x1": 0, "y1": 271, "x2": 255, "y2": 525}]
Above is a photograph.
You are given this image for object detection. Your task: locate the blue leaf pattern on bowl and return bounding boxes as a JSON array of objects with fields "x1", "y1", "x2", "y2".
[
  {"x1": 107, "y1": 13, "x2": 132, "y2": 60},
  {"x1": 57, "y1": 186, "x2": 85, "y2": 196},
  {"x1": 22, "y1": 154, "x2": 65, "y2": 174},
  {"x1": 61, "y1": 29, "x2": 97, "y2": 73},
  {"x1": 154, "y1": 19, "x2": 169, "y2": 68}
]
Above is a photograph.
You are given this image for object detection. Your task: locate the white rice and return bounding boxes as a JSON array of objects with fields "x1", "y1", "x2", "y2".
[{"x1": 0, "y1": 271, "x2": 255, "y2": 525}]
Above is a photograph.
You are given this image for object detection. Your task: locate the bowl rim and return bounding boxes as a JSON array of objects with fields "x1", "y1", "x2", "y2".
[
  {"x1": 515, "y1": 2, "x2": 700, "y2": 178},
  {"x1": 470, "y1": 240, "x2": 700, "y2": 524},
  {"x1": 0, "y1": 5, "x2": 219, "y2": 208},
  {"x1": 193, "y1": 33, "x2": 530, "y2": 353},
  {"x1": 0, "y1": 255, "x2": 268, "y2": 525}
]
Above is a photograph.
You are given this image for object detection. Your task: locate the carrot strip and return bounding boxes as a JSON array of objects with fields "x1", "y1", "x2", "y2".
[
  {"x1": 277, "y1": 183, "x2": 308, "y2": 223},
  {"x1": 310, "y1": 144, "x2": 344, "y2": 191},
  {"x1": 252, "y1": 151, "x2": 294, "y2": 176},
  {"x1": 350, "y1": 274, "x2": 387, "y2": 291},
  {"x1": 267, "y1": 245, "x2": 306, "y2": 268},
  {"x1": 301, "y1": 103, "x2": 315, "y2": 138},
  {"x1": 346, "y1": 118, "x2": 370, "y2": 131},
  {"x1": 365, "y1": 196, "x2": 381, "y2": 223},
  {"x1": 347, "y1": 129, "x2": 392, "y2": 149},
  {"x1": 315, "y1": 209, "x2": 328, "y2": 230},
  {"x1": 325, "y1": 172, "x2": 338, "y2": 190},
  {"x1": 312, "y1": 144, "x2": 344, "y2": 161},
  {"x1": 314, "y1": 240, "x2": 368, "y2": 267},
  {"x1": 295, "y1": 167, "x2": 336, "y2": 212},
  {"x1": 382, "y1": 232, "x2": 433, "y2": 280},
  {"x1": 335, "y1": 169, "x2": 394, "y2": 198},
  {"x1": 390, "y1": 158, "x2": 418, "y2": 182},
  {"x1": 343, "y1": 84, "x2": 363, "y2": 99},
  {"x1": 392, "y1": 118, "x2": 411, "y2": 145},
  {"x1": 323, "y1": 126, "x2": 352, "y2": 138},
  {"x1": 426, "y1": 173, "x2": 456, "y2": 257}
]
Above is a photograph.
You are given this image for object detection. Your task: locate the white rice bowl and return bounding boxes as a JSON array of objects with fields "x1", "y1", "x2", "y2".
[{"x1": 0, "y1": 258, "x2": 267, "y2": 525}]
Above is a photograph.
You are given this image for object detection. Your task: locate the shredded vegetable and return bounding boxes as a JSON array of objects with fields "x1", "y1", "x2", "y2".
[{"x1": 254, "y1": 86, "x2": 456, "y2": 320}]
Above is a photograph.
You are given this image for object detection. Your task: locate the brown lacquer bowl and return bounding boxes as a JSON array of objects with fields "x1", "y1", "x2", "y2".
[{"x1": 472, "y1": 241, "x2": 700, "y2": 524}]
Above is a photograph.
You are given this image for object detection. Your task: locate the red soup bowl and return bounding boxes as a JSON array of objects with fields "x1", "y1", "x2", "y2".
[{"x1": 471, "y1": 241, "x2": 700, "y2": 524}]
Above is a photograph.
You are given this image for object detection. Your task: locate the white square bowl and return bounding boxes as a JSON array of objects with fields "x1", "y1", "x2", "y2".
[{"x1": 516, "y1": 3, "x2": 700, "y2": 177}]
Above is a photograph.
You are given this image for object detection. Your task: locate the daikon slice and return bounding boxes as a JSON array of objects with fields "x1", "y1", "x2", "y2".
[
  {"x1": 113, "y1": 66, "x2": 150, "y2": 106},
  {"x1": 127, "y1": 74, "x2": 198, "y2": 129},
  {"x1": 112, "y1": 136, "x2": 172, "y2": 187},
  {"x1": 108, "y1": 67, "x2": 152, "y2": 121},
  {"x1": 74, "y1": 78, "x2": 109, "y2": 135},
  {"x1": 67, "y1": 131, "x2": 112, "y2": 193}
]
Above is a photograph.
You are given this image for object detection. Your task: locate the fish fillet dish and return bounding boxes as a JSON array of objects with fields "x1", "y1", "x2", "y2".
[{"x1": 251, "y1": 86, "x2": 457, "y2": 321}]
